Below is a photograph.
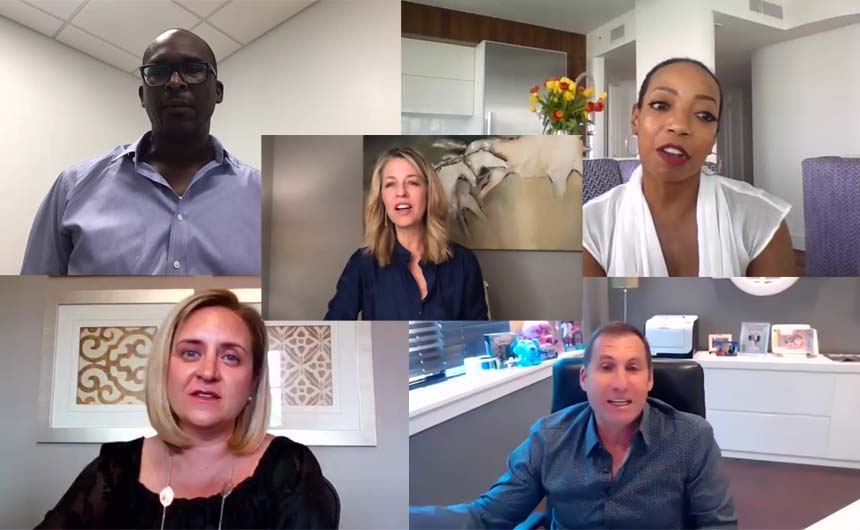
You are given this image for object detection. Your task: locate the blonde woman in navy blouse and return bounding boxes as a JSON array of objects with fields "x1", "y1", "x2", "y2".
[{"x1": 325, "y1": 147, "x2": 488, "y2": 320}]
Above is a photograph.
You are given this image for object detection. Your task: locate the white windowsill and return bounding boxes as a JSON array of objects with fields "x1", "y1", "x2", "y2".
[{"x1": 409, "y1": 351, "x2": 583, "y2": 436}]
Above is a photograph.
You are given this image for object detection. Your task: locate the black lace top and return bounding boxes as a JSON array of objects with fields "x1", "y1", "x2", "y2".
[{"x1": 36, "y1": 436, "x2": 338, "y2": 529}]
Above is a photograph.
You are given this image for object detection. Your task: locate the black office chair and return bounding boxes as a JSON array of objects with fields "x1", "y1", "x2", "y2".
[
  {"x1": 322, "y1": 476, "x2": 342, "y2": 528},
  {"x1": 520, "y1": 358, "x2": 706, "y2": 530},
  {"x1": 551, "y1": 357, "x2": 706, "y2": 417}
]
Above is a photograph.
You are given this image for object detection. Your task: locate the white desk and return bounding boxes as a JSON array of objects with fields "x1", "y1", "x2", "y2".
[
  {"x1": 694, "y1": 352, "x2": 860, "y2": 468},
  {"x1": 806, "y1": 498, "x2": 860, "y2": 529},
  {"x1": 409, "y1": 352, "x2": 582, "y2": 435}
]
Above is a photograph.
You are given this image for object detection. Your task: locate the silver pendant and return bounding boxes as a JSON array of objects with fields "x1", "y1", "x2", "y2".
[{"x1": 159, "y1": 485, "x2": 175, "y2": 508}]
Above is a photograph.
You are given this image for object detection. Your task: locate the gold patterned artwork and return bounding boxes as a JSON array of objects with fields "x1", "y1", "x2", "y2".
[
  {"x1": 76, "y1": 327, "x2": 156, "y2": 405},
  {"x1": 268, "y1": 325, "x2": 333, "y2": 407}
]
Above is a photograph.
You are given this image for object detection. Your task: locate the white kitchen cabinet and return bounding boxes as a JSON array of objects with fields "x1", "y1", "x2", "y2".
[{"x1": 401, "y1": 38, "x2": 475, "y2": 116}]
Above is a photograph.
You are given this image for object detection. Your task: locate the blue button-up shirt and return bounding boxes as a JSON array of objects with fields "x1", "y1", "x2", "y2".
[
  {"x1": 410, "y1": 398, "x2": 738, "y2": 529},
  {"x1": 21, "y1": 133, "x2": 260, "y2": 275},
  {"x1": 325, "y1": 242, "x2": 488, "y2": 320}
]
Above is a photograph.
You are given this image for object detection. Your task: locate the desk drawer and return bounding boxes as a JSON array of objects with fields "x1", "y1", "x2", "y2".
[
  {"x1": 709, "y1": 410, "x2": 830, "y2": 457},
  {"x1": 704, "y1": 369, "x2": 835, "y2": 415}
]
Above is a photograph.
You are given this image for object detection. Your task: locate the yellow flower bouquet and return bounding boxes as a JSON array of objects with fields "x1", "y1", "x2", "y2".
[{"x1": 529, "y1": 74, "x2": 607, "y2": 135}]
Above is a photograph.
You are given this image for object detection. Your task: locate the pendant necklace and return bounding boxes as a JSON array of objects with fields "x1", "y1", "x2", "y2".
[{"x1": 159, "y1": 452, "x2": 235, "y2": 530}]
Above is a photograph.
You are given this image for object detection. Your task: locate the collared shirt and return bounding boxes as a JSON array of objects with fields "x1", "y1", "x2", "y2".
[
  {"x1": 21, "y1": 132, "x2": 260, "y2": 275},
  {"x1": 324, "y1": 242, "x2": 488, "y2": 320},
  {"x1": 410, "y1": 398, "x2": 738, "y2": 529}
]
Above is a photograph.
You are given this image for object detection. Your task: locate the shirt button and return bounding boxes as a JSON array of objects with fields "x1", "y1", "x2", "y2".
[
  {"x1": 176, "y1": 213, "x2": 184, "y2": 221},
  {"x1": 172, "y1": 260, "x2": 181, "y2": 270}
]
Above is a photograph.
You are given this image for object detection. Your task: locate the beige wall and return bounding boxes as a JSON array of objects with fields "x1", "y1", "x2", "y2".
[{"x1": 265, "y1": 135, "x2": 365, "y2": 320}]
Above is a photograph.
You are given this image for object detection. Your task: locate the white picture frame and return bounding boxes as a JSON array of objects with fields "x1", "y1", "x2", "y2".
[
  {"x1": 266, "y1": 321, "x2": 377, "y2": 446},
  {"x1": 38, "y1": 289, "x2": 193, "y2": 443},
  {"x1": 37, "y1": 288, "x2": 313, "y2": 444},
  {"x1": 772, "y1": 324, "x2": 819, "y2": 356},
  {"x1": 739, "y1": 322, "x2": 771, "y2": 354}
]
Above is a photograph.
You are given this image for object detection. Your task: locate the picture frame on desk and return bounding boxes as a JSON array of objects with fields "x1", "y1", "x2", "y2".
[
  {"x1": 740, "y1": 322, "x2": 770, "y2": 354},
  {"x1": 772, "y1": 324, "x2": 819, "y2": 357},
  {"x1": 708, "y1": 334, "x2": 733, "y2": 352},
  {"x1": 714, "y1": 340, "x2": 738, "y2": 357}
]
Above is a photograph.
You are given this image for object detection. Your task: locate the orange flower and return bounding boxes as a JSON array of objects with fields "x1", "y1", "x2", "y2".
[
  {"x1": 529, "y1": 85, "x2": 540, "y2": 94},
  {"x1": 552, "y1": 109, "x2": 564, "y2": 121},
  {"x1": 559, "y1": 81, "x2": 570, "y2": 91},
  {"x1": 585, "y1": 101, "x2": 595, "y2": 112},
  {"x1": 596, "y1": 101, "x2": 605, "y2": 112}
]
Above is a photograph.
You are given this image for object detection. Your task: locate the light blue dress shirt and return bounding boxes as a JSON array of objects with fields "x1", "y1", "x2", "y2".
[
  {"x1": 410, "y1": 398, "x2": 738, "y2": 529},
  {"x1": 21, "y1": 133, "x2": 260, "y2": 275}
]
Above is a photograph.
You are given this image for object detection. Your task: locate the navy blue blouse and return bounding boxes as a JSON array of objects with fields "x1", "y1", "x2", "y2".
[{"x1": 325, "y1": 242, "x2": 488, "y2": 320}]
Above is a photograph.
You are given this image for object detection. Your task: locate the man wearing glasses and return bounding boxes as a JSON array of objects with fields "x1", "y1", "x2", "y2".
[{"x1": 21, "y1": 29, "x2": 260, "y2": 275}]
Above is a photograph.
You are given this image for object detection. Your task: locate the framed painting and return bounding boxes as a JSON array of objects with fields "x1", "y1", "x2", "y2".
[
  {"x1": 363, "y1": 135, "x2": 582, "y2": 251},
  {"x1": 266, "y1": 321, "x2": 376, "y2": 446},
  {"x1": 38, "y1": 289, "x2": 375, "y2": 446},
  {"x1": 38, "y1": 289, "x2": 194, "y2": 443}
]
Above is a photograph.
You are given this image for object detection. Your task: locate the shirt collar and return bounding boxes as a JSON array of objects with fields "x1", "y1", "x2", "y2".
[
  {"x1": 394, "y1": 240, "x2": 412, "y2": 264},
  {"x1": 584, "y1": 400, "x2": 653, "y2": 456},
  {"x1": 112, "y1": 131, "x2": 228, "y2": 166}
]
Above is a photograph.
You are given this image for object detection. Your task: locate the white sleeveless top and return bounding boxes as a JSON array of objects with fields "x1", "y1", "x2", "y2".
[{"x1": 583, "y1": 165, "x2": 791, "y2": 277}]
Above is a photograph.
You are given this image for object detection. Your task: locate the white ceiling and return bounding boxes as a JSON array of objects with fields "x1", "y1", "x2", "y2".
[
  {"x1": 715, "y1": 11, "x2": 860, "y2": 84},
  {"x1": 0, "y1": 0, "x2": 317, "y2": 76},
  {"x1": 409, "y1": 0, "x2": 635, "y2": 35}
]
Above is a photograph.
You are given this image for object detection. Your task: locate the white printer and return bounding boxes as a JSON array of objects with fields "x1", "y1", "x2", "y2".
[{"x1": 644, "y1": 315, "x2": 699, "y2": 358}]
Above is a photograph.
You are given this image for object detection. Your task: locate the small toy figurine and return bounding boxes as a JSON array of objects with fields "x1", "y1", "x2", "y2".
[{"x1": 512, "y1": 338, "x2": 543, "y2": 367}]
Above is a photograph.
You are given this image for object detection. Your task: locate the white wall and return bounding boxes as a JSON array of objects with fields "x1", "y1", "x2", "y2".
[
  {"x1": 717, "y1": 83, "x2": 754, "y2": 184},
  {"x1": 0, "y1": 15, "x2": 146, "y2": 274},
  {"x1": 586, "y1": 9, "x2": 636, "y2": 60},
  {"x1": 214, "y1": 0, "x2": 401, "y2": 168},
  {"x1": 635, "y1": 0, "x2": 715, "y2": 88},
  {"x1": 607, "y1": 80, "x2": 637, "y2": 158},
  {"x1": 789, "y1": 0, "x2": 860, "y2": 27},
  {"x1": 752, "y1": 21, "x2": 860, "y2": 251}
]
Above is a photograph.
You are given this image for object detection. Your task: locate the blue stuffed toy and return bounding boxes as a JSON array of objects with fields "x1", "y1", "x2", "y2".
[{"x1": 512, "y1": 338, "x2": 543, "y2": 367}]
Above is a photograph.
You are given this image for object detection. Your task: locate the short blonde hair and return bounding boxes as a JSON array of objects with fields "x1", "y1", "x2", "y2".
[
  {"x1": 145, "y1": 289, "x2": 270, "y2": 454},
  {"x1": 364, "y1": 147, "x2": 452, "y2": 266}
]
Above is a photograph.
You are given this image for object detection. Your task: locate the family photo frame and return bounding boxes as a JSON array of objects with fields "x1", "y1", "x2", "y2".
[{"x1": 739, "y1": 322, "x2": 771, "y2": 354}]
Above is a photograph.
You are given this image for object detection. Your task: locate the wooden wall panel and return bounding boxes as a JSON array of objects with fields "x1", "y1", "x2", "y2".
[{"x1": 402, "y1": 1, "x2": 586, "y2": 78}]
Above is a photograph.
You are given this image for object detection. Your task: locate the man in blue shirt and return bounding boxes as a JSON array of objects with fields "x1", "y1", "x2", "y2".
[
  {"x1": 21, "y1": 29, "x2": 260, "y2": 275},
  {"x1": 411, "y1": 322, "x2": 738, "y2": 529}
]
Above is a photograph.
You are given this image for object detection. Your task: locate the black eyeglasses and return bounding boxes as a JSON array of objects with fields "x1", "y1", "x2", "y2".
[{"x1": 139, "y1": 61, "x2": 216, "y2": 87}]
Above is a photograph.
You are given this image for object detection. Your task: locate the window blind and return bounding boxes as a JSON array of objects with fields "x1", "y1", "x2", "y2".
[{"x1": 408, "y1": 320, "x2": 510, "y2": 384}]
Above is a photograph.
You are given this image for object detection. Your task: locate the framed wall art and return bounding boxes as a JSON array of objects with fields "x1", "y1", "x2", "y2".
[
  {"x1": 363, "y1": 135, "x2": 582, "y2": 251},
  {"x1": 34, "y1": 289, "x2": 343, "y2": 444},
  {"x1": 38, "y1": 289, "x2": 194, "y2": 443},
  {"x1": 266, "y1": 321, "x2": 376, "y2": 446}
]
